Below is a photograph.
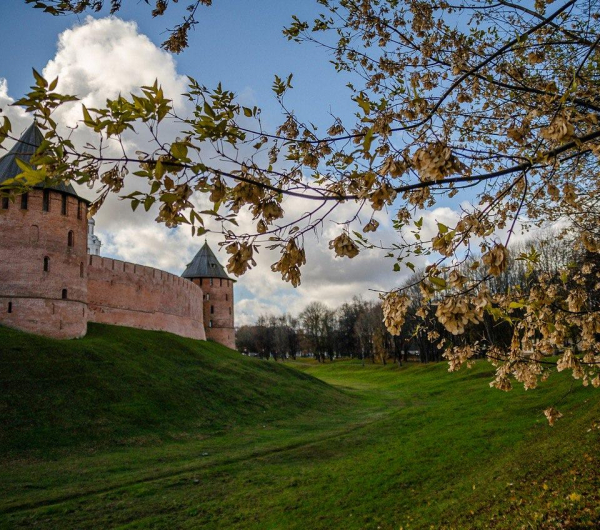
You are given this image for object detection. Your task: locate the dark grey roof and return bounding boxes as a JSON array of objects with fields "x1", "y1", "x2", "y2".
[
  {"x1": 182, "y1": 241, "x2": 234, "y2": 281},
  {"x1": 0, "y1": 122, "x2": 80, "y2": 198}
]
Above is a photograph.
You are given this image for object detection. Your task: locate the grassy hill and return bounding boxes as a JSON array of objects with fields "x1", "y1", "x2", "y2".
[
  {"x1": 0, "y1": 323, "x2": 343, "y2": 456},
  {"x1": 1, "y1": 324, "x2": 599, "y2": 529}
]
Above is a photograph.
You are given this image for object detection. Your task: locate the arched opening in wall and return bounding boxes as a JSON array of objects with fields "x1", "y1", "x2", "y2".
[
  {"x1": 210, "y1": 305, "x2": 214, "y2": 314},
  {"x1": 229, "y1": 307, "x2": 232, "y2": 315},
  {"x1": 62, "y1": 289, "x2": 68, "y2": 300},
  {"x1": 77, "y1": 201, "x2": 83, "y2": 220},
  {"x1": 80, "y1": 262, "x2": 84, "y2": 278},
  {"x1": 220, "y1": 278, "x2": 223, "y2": 286},
  {"x1": 43, "y1": 190, "x2": 50, "y2": 212},
  {"x1": 209, "y1": 320, "x2": 213, "y2": 328},
  {"x1": 1, "y1": 196, "x2": 8, "y2": 209},
  {"x1": 61, "y1": 194, "x2": 68, "y2": 216},
  {"x1": 44, "y1": 256, "x2": 50, "y2": 272},
  {"x1": 68, "y1": 231, "x2": 74, "y2": 247},
  {"x1": 7, "y1": 302, "x2": 12, "y2": 313},
  {"x1": 21, "y1": 193, "x2": 28, "y2": 210}
]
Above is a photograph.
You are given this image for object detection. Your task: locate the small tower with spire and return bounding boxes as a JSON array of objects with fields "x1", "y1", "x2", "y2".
[{"x1": 182, "y1": 241, "x2": 235, "y2": 349}]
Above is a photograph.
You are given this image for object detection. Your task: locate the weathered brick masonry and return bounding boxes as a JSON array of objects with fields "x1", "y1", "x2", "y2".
[
  {"x1": 0, "y1": 189, "x2": 89, "y2": 339},
  {"x1": 0, "y1": 188, "x2": 207, "y2": 341},
  {"x1": 191, "y1": 276, "x2": 235, "y2": 349},
  {"x1": 183, "y1": 242, "x2": 236, "y2": 349},
  {"x1": 0, "y1": 123, "x2": 235, "y2": 347},
  {"x1": 87, "y1": 256, "x2": 206, "y2": 341}
]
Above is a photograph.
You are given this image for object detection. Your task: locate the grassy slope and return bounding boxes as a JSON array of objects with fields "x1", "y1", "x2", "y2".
[
  {"x1": 0, "y1": 323, "x2": 343, "y2": 456},
  {"x1": 1, "y1": 324, "x2": 599, "y2": 529}
]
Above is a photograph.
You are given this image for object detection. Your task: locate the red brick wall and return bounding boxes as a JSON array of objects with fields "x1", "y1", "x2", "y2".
[
  {"x1": 191, "y1": 277, "x2": 235, "y2": 349},
  {"x1": 0, "y1": 189, "x2": 88, "y2": 339},
  {"x1": 87, "y1": 256, "x2": 206, "y2": 341}
]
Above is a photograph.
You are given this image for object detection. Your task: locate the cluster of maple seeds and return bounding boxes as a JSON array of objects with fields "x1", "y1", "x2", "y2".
[
  {"x1": 382, "y1": 292, "x2": 411, "y2": 336},
  {"x1": 329, "y1": 233, "x2": 359, "y2": 258},
  {"x1": 481, "y1": 244, "x2": 509, "y2": 276},
  {"x1": 412, "y1": 143, "x2": 464, "y2": 182},
  {"x1": 225, "y1": 242, "x2": 256, "y2": 276},
  {"x1": 271, "y1": 239, "x2": 306, "y2": 288}
]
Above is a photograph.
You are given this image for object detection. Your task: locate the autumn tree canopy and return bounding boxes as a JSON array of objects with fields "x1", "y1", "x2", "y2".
[{"x1": 3, "y1": 0, "x2": 600, "y2": 421}]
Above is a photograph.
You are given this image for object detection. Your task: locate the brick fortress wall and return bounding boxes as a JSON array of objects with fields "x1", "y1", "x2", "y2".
[
  {"x1": 190, "y1": 276, "x2": 235, "y2": 349},
  {"x1": 0, "y1": 189, "x2": 88, "y2": 339},
  {"x1": 87, "y1": 256, "x2": 206, "y2": 341},
  {"x1": 0, "y1": 190, "x2": 220, "y2": 344}
]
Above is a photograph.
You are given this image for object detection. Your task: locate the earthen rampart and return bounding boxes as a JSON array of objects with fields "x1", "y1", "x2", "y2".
[{"x1": 87, "y1": 256, "x2": 206, "y2": 341}]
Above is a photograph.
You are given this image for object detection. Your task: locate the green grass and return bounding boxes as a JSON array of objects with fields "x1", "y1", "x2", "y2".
[{"x1": 1, "y1": 324, "x2": 599, "y2": 529}]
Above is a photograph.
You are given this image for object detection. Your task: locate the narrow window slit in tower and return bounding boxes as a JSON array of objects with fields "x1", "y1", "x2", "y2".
[
  {"x1": 61, "y1": 194, "x2": 67, "y2": 215},
  {"x1": 21, "y1": 193, "x2": 28, "y2": 210},
  {"x1": 44, "y1": 256, "x2": 50, "y2": 272},
  {"x1": 7, "y1": 302, "x2": 12, "y2": 313},
  {"x1": 43, "y1": 190, "x2": 50, "y2": 212},
  {"x1": 62, "y1": 289, "x2": 68, "y2": 300}
]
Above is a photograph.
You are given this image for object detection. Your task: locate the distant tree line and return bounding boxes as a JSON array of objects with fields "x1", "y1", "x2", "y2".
[{"x1": 236, "y1": 232, "x2": 589, "y2": 364}]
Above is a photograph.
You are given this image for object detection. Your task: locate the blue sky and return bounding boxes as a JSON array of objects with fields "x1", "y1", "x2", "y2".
[
  {"x1": 1, "y1": 0, "x2": 355, "y2": 130},
  {"x1": 0, "y1": 1, "x2": 470, "y2": 324}
]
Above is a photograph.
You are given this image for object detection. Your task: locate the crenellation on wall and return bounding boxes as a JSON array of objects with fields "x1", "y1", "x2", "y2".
[{"x1": 1, "y1": 124, "x2": 233, "y2": 346}]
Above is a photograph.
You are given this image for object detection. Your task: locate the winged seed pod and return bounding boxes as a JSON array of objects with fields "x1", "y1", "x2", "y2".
[
  {"x1": 382, "y1": 292, "x2": 410, "y2": 335},
  {"x1": 329, "y1": 233, "x2": 359, "y2": 258},
  {"x1": 271, "y1": 239, "x2": 306, "y2": 287},
  {"x1": 412, "y1": 143, "x2": 464, "y2": 182},
  {"x1": 225, "y1": 242, "x2": 256, "y2": 276},
  {"x1": 481, "y1": 244, "x2": 509, "y2": 276}
]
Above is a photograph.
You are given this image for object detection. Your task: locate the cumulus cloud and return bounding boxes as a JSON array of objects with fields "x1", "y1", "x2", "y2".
[
  {"x1": 43, "y1": 16, "x2": 187, "y2": 126},
  {"x1": 3, "y1": 16, "x2": 546, "y2": 326}
]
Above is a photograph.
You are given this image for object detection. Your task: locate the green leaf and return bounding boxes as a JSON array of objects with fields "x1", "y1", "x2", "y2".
[
  {"x1": 429, "y1": 276, "x2": 447, "y2": 289},
  {"x1": 437, "y1": 222, "x2": 448, "y2": 234},
  {"x1": 363, "y1": 128, "x2": 374, "y2": 152},
  {"x1": 415, "y1": 217, "x2": 423, "y2": 228},
  {"x1": 355, "y1": 93, "x2": 370, "y2": 115},
  {"x1": 32, "y1": 68, "x2": 47, "y2": 88},
  {"x1": 170, "y1": 142, "x2": 188, "y2": 160}
]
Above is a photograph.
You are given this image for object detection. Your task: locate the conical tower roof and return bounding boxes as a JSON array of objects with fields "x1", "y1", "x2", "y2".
[
  {"x1": 182, "y1": 241, "x2": 234, "y2": 281},
  {"x1": 0, "y1": 122, "x2": 80, "y2": 198}
]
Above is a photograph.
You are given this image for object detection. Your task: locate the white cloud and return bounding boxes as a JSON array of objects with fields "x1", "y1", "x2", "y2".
[
  {"x1": 43, "y1": 16, "x2": 187, "y2": 126},
  {"x1": 0, "y1": 78, "x2": 35, "y2": 147},
  {"x1": 4, "y1": 17, "x2": 559, "y2": 326}
]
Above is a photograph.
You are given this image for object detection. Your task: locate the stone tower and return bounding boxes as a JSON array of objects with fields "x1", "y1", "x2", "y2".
[
  {"x1": 182, "y1": 242, "x2": 235, "y2": 349},
  {"x1": 0, "y1": 123, "x2": 89, "y2": 338}
]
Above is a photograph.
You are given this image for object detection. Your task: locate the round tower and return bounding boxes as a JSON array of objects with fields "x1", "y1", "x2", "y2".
[
  {"x1": 0, "y1": 123, "x2": 89, "y2": 339},
  {"x1": 182, "y1": 241, "x2": 235, "y2": 349}
]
